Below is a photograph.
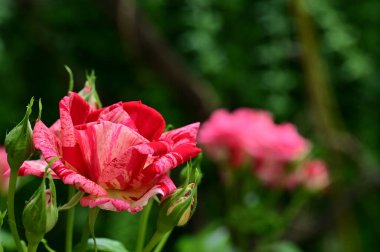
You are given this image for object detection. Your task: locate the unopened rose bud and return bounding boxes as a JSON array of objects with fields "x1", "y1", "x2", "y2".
[
  {"x1": 22, "y1": 173, "x2": 58, "y2": 246},
  {"x1": 5, "y1": 98, "x2": 35, "y2": 170},
  {"x1": 78, "y1": 70, "x2": 102, "y2": 109},
  {"x1": 301, "y1": 160, "x2": 329, "y2": 191},
  {"x1": 157, "y1": 182, "x2": 197, "y2": 233}
]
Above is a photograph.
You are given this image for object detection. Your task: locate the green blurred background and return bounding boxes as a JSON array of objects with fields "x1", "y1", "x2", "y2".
[{"x1": 1, "y1": 0, "x2": 380, "y2": 251}]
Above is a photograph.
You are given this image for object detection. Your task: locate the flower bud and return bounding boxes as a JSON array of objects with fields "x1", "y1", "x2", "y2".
[
  {"x1": 78, "y1": 70, "x2": 102, "y2": 109},
  {"x1": 22, "y1": 173, "x2": 58, "y2": 246},
  {"x1": 157, "y1": 182, "x2": 197, "y2": 233},
  {"x1": 301, "y1": 160, "x2": 329, "y2": 191},
  {"x1": 5, "y1": 98, "x2": 35, "y2": 170}
]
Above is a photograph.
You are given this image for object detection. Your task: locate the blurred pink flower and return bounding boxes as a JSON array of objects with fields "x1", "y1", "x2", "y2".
[
  {"x1": 248, "y1": 123, "x2": 309, "y2": 162},
  {"x1": 0, "y1": 146, "x2": 10, "y2": 192},
  {"x1": 198, "y1": 108, "x2": 274, "y2": 166},
  {"x1": 199, "y1": 107, "x2": 321, "y2": 189},
  {"x1": 199, "y1": 108, "x2": 309, "y2": 165},
  {"x1": 254, "y1": 159, "x2": 285, "y2": 186},
  {"x1": 298, "y1": 160, "x2": 329, "y2": 191}
]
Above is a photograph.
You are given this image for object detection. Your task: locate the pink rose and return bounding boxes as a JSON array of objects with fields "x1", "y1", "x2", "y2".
[
  {"x1": 254, "y1": 159, "x2": 286, "y2": 186},
  {"x1": 199, "y1": 107, "x2": 315, "y2": 188},
  {"x1": 20, "y1": 92, "x2": 201, "y2": 212},
  {"x1": 198, "y1": 108, "x2": 272, "y2": 166},
  {"x1": 199, "y1": 108, "x2": 309, "y2": 167},
  {"x1": 248, "y1": 123, "x2": 309, "y2": 162},
  {"x1": 0, "y1": 147, "x2": 10, "y2": 193}
]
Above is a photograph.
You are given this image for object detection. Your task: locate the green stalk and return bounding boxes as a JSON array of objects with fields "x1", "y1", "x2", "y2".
[
  {"x1": 153, "y1": 230, "x2": 172, "y2": 252},
  {"x1": 136, "y1": 200, "x2": 153, "y2": 252},
  {"x1": 78, "y1": 207, "x2": 100, "y2": 252},
  {"x1": 142, "y1": 232, "x2": 164, "y2": 252},
  {"x1": 7, "y1": 169, "x2": 23, "y2": 252},
  {"x1": 65, "y1": 187, "x2": 76, "y2": 252},
  {"x1": 269, "y1": 189, "x2": 308, "y2": 242},
  {"x1": 78, "y1": 212, "x2": 90, "y2": 252},
  {"x1": 88, "y1": 207, "x2": 100, "y2": 252},
  {"x1": 27, "y1": 242, "x2": 39, "y2": 252}
]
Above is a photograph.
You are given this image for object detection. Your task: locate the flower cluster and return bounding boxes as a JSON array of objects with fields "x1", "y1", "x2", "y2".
[
  {"x1": 20, "y1": 92, "x2": 201, "y2": 212},
  {"x1": 199, "y1": 108, "x2": 329, "y2": 190}
]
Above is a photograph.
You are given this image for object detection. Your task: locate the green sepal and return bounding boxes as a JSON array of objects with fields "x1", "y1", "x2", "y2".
[
  {"x1": 74, "y1": 238, "x2": 129, "y2": 252},
  {"x1": 59, "y1": 191, "x2": 85, "y2": 211},
  {"x1": 38, "y1": 98, "x2": 42, "y2": 121},
  {"x1": 65, "y1": 65, "x2": 74, "y2": 92},
  {"x1": 88, "y1": 207, "x2": 100, "y2": 252},
  {"x1": 5, "y1": 97, "x2": 35, "y2": 170}
]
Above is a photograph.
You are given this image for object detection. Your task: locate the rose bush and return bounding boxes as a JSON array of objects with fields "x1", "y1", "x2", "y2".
[{"x1": 20, "y1": 92, "x2": 201, "y2": 212}]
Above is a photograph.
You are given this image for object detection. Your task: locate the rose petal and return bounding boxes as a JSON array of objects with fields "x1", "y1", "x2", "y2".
[
  {"x1": 75, "y1": 121, "x2": 148, "y2": 189},
  {"x1": 34, "y1": 121, "x2": 107, "y2": 196},
  {"x1": 19, "y1": 160, "x2": 59, "y2": 178},
  {"x1": 66, "y1": 92, "x2": 92, "y2": 126},
  {"x1": 80, "y1": 174, "x2": 176, "y2": 212},
  {"x1": 138, "y1": 123, "x2": 201, "y2": 178},
  {"x1": 123, "y1": 101, "x2": 166, "y2": 141},
  {"x1": 59, "y1": 93, "x2": 89, "y2": 175},
  {"x1": 145, "y1": 144, "x2": 202, "y2": 175},
  {"x1": 49, "y1": 120, "x2": 62, "y2": 138},
  {"x1": 97, "y1": 103, "x2": 138, "y2": 131},
  {"x1": 161, "y1": 122, "x2": 200, "y2": 149}
]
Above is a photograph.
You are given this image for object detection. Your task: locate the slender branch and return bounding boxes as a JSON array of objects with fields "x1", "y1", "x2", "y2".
[
  {"x1": 290, "y1": 1, "x2": 361, "y2": 251},
  {"x1": 115, "y1": 0, "x2": 220, "y2": 119}
]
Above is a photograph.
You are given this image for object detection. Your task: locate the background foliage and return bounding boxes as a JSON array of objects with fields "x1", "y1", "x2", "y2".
[{"x1": 1, "y1": 0, "x2": 380, "y2": 251}]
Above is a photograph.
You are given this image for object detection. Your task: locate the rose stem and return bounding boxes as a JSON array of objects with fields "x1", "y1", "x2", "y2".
[
  {"x1": 7, "y1": 168, "x2": 23, "y2": 252},
  {"x1": 153, "y1": 230, "x2": 172, "y2": 252},
  {"x1": 65, "y1": 186, "x2": 76, "y2": 252},
  {"x1": 78, "y1": 210, "x2": 90, "y2": 252},
  {"x1": 142, "y1": 231, "x2": 164, "y2": 252},
  {"x1": 136, "y1": 199, "x2": 154, "y2": 252}
]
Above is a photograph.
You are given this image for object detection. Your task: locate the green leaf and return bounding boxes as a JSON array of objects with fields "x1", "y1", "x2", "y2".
[
  {"x1": 0, "y1": 230, "x2": 16, "y2": 250},
  {"x1": 176, "y1": 223, "x2": 234, "y2": 252},
  {"x1": 257, "y1": 241, "x2": 303, "y2": 252},
  {"x1": 85, "y1": 238, "x2": 129, "y2": 252}
]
